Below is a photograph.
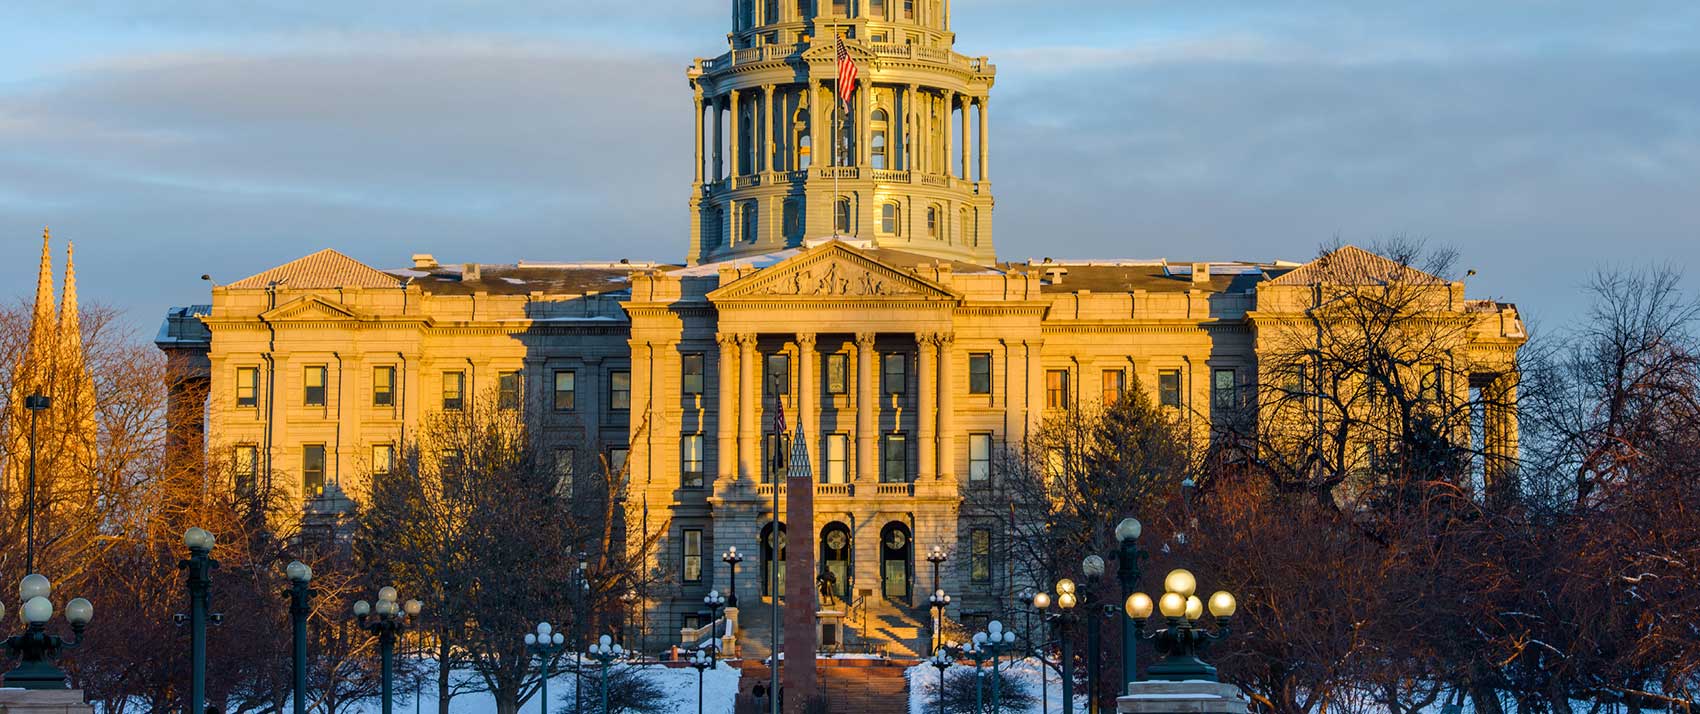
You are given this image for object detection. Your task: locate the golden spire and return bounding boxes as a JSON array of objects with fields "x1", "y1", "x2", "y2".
[
  {"x1": 23, "y1": 228, "x2": 57, "y2": 392},
  {"x1": 58, "y1": 240, "x2": 89, "y2": 381}
]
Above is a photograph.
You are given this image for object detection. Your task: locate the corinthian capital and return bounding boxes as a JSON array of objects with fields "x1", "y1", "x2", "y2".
[{"x1": 795, "y1": 333, "x2": 818, "y2": 351}]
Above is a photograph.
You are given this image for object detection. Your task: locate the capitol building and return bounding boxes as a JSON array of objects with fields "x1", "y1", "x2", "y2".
[{"x1": 156, "y1": 0, "x2": 1525, "y2": 655}]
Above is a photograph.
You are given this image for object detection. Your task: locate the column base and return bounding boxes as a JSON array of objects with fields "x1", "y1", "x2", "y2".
[{"x1": 1118, "y1": 680, "x2": 1250, "y2": 714}]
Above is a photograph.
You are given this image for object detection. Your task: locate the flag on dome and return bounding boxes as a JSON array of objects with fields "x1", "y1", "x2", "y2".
[{"x1": 835, "y1": 35, "x2": 858, "y2": 108}]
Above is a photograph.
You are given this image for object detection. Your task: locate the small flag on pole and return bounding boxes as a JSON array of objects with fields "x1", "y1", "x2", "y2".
[{"x1": 835, "y1": 35, "x2": 858, "y2": 109}]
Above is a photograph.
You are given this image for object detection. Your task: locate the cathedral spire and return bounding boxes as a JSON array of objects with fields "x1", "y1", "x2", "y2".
[
  {"x1": 23, "y1": 228, "x2": 57, "y2": 393},
  {"x1": 58, "y1": 240, "x2": 86, "y2": 371}
]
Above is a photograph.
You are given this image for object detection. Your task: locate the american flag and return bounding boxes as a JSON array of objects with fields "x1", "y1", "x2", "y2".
[
  {"x1": 771, "y1": 393, "x2": 787, "y2": 435},
  {"x1": 835, "y1": 35, "x2": 858, "y2": 108}
]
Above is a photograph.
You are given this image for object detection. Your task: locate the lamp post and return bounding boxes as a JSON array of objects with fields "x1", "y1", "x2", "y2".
[
  {"x1": 1125, "y1": 569, "x2": 1237, "y2": 683},
  {"x1": 572, "y1": 559, "x2": 590, "y2": 714},
  {"x1": 722, "y1": 547, "x2": 744, "y2": 608},
  {"x1": 1033, "y1": 592, "x2": 1052, "y2": 714},
  {"x1": 975, "y1": 621, "x2": 1018, "y2": 714},
  {"x1": 286, "y1": 561, "x2": 314, "y2": 714},
  {"x1": 927, "y1": 589, "x2": 952, "y2": 655},
  {"x1": 688, "y1": 647, "x2": 714, "y2": 714},
  {"x1": 1082, "y1": 556, "x2": 1106, "y2": 714},
  {"x1": 1113, "y1": 518, "x2": 1144, "y2": 690},
  {"x1": 180, "y1": 526, "x2": 218, "y2": 714},
  {"x1": 354, "y1": 586, "x2": 423, "y2": 714},
  {"x1": 1053, "y1": 579, "x2": 1078, "y2": 714},
  {"x1": 22, "y1": 394, "x2": 48, "y2": 575},
  {"x1": 587, "y1": 634, "x2": 626, "y2": 714},
  {"x1": 703, "y1": 590, "x2": 726, "y2": 666},
  {"x1": 524, "y1": 622, "x2": 565, "y2": 714},
  {"x1": 1, "y1": 574, "x2": 92, "y2": 689},
  {"x1": 928, "y1": 647, "x2": 955, "y2": 714},
  {"x1": 963, "y1": 638, "x2": 991, "y2": 714}
]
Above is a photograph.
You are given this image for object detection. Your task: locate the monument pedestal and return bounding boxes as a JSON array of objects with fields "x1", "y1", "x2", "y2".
[
  {"x1": 817, "y1": 610, "x2": 845, "y2": 651},
  {"x1": 0, "y1": 689, "x2": 95, "y2": 713},
  {"x1": 1117, "y1": 680, "x2": 1250, "y2": 714}
]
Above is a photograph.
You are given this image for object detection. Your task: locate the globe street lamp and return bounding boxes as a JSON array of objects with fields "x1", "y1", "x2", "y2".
[
  {"x1": 1052, "y1": 580, "x2": 1078, "y2": 714},
  {"x1": 974, "y1": 620, "x2": 1018, "y2": 714},
  {"x1": 928, "y1": 647, "x2": 954, "y2": 714},
  {"x1": 2, "y1": 574, "x2": 91, "y2": 689},
  {"x1": 524, "y1": 622, "x2": 565, "y2": 714},
  {"x1": 1113, "y1": 517, "x2": 1145, "y2": 689},
  {"x1": 703, "y1": 590, "x2": 726, "y2": 666},
  {"x1": 721, "y1": 546, "x2": 744, "y2": 608},
  {"x1": 572, "y1": 558, "x2": 591, "y2": 714},
  {"x1": 286, "y1": 561, "x2": 314, "y2": 714},
  {"x1": 354, "y1": 586, "x2": 422, "y2": 714},
  {"x1": 688, "y1": 646, "x2": 714, "y2": 714},
  {"x1": 22, "y1": 394, "x2": 49, "y2": 575},
  {"x1": 180, "y1": 526, "x2": 218, "y2": 714},
  {"x1": 1033, "y1": 592, "x2": 1052, "y2": 714},
  {"x1": 963, "y1": 638, "x2": 992, "y2": 714},
  {"x1": 927, "y1": 589, "x2": 952, "y2": 655},
  {"x1": 1081, "y1": 555, "x2": 1106, "y2": 714},
  {"x1": 1125, "y1": 569, "x2": 1237, "y2": 682},
  {"x1": 587, "y1": 634, "x2": 626, "y2": 714}
]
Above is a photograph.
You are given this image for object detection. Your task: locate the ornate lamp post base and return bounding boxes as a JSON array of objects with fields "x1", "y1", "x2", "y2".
[{"x1": 1117, "y1": 681, "x2": 1249, "y2": 714}]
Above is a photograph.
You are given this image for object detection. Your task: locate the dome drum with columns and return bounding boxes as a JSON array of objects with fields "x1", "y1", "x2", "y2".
[{"x1": 689, "y1": 0, "x2": 995, "y2": 267}]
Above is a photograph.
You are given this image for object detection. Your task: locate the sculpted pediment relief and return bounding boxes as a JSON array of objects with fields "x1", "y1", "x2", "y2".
[
  {"x1": 261, "y1": 295, "x2": 363, "y2": 322},
  {"x1": 709, "y1": 244, "x2": 956, "y2": 302}
]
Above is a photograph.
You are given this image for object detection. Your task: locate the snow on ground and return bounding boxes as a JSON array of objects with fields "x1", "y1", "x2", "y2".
[
  {"x1": 383, "y1": 660, "x2": 740, "y2": 714},
  {"x1": 907, "y1": 657, "x2": 1081, "y2": 714}
]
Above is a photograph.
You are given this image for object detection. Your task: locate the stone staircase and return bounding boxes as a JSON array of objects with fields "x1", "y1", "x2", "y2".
[
  {"x1": 852, "y1": 597, "x2": 927, "y2": 658},
  {"x1": 732, "y1": 658, "x2": 914, "y2": 714}
]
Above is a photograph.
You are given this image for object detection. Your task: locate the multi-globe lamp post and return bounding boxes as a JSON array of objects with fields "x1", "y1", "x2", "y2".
[
  {"x1": 1032, "y1": 591, "x2": 1053, "y2": 714},
  {"x1": 962, "y1": 636, "x2": 992, "y2": 714},
  {"x1": 721, "y1": 546, "x2": 744, "y2": 608},
  {"x1": 524, "y1": 622, "x2": 566, "y2": 714},
  {"x1": 353, "y1": 586, "x2": 422, "y2": 714},
  {"x1": 974, "y1": 620, "x2": 1019, "y2": 714},
  {"x1": 703, "y1": 590, "x2": 726, "y2": 663},
  {"x1": 1081, "y1": 555, "x2": 1108, "y2": 714},
  {"x1": 688, "y1": 646, "x2": 714, "y2": 714},
  {"x1": 1113, "y1": 517, "x2": 1145, "y2": 690},
  {"x1": 1, "y1": 574, "x2": 92, "y2": 689},
  {"x1": 1049, "y1": 579, "x2": 1079, "y2": 714},
  {"x1": 587, "y1": 634, "x2": 626, "y2": 714},
  {"x1": 286, "y1": 561, "x2": 314, "y2": 714},
  {"x1": 927, "y1": 589, "x2": 952, "y2": 655},
  {"x1": 1124, "y1": 569, "x2": 1237, "y2": 682},
  {"x1": 927, "y1": 647, "x2": 954, "y2": 714}
]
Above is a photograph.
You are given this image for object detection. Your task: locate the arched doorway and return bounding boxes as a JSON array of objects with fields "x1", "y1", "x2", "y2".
[
  {"x1": 820, "y1": 522, "x2": 852, "y2": 602},
  {"x1": 760, "y1": 521, "x2": 787, "y2": 598},
  {"x1": 879, "y1": 522, "x2": 912, "y2": 601}
]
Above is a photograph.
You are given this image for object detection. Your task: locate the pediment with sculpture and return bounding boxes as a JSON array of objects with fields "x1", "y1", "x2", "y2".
[{"x1": 709, "y1": 243, "x2": 957, "y2": 302}]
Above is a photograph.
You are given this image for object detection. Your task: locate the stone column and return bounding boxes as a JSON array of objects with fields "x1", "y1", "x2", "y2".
[
  {"x1": 627, "y1": 340, "x2": 653, "y2": 487},
  {"x1": 713, "y1": 95, "x2": 725, "y2": 181},
  {"x1": 937, "y1": 333, "x2": 956, "y2": 480},
  {"x1": 693, "y1": 88, "x2": 705, "y2": 184},
  {"x1": 917, "y1": 333, "x2": 938, "y2": 481},
  {"x1": 797, "y1": 333, "x2": 819, "y2": 449},
  {"x1": 906, "y1": 84, "x2": 920, "y2": 171},
  {"x1": 762, "y1": 84, "x2": 776, "y2": 174},
  {"x1": 943, "y1": 89, "x2": 956, "y2": 178},
  {"x1": 738, "y1": 333, "x2": 759, "y2": 480},
  {"x1": 958, "y1": 94, "x2": 969, "y2": 179},
  {"x1": 729, "y1": 89, "x2": 742, "y2": 177},
  {"x1": 809, "y1": 81, "x2": 825, "y2": 170},
  {"x1": 977, "y1": 96, "x2": 989, "y2": 181},
  {"x1": 855, "y1": 332, "x2": 878, "y2": 482},
  {"x1": 1024, "y1": 339, "x2": 1044, "y2": 446},
  {"x1": 717, "y1": 334, "x2": 740, "y2": 482},
  {"x1": 859, "y1": 78, "x2": 873, "y2": 166}
]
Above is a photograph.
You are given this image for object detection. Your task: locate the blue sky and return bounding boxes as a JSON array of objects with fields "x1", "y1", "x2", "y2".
[{"x1": 2, "y1": 1, "x2": 1697, "y2": 334}]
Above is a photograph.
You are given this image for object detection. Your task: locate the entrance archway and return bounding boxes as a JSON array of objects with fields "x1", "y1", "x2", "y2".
[
  {"x1": 820, "y1": 522, "x2": 852, "y2": 602},
  {"x1": 760, "y1": 521, "x2": 787, "y2": 597},
  {"x1": 879, "y1": 522, "x2": 912, "y2": 601}
]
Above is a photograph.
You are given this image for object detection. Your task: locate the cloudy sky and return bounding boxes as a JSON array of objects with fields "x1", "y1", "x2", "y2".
[{"x1": 2, "y1": 1, "x2": 1697, "y2": 334}]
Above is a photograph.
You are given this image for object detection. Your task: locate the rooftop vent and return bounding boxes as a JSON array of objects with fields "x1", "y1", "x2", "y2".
[
  {"x1": 412, "y1": 254, "x2": 438, "y2": 269},
  {"x1": 463, "y1": 263, "x2": 481, "y2": 282},
  {"x1": 1192, "y1": 263, "x2": 1212, "y2": 284}
]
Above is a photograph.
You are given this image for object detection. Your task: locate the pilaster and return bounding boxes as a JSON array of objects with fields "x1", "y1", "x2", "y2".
[
  {"x1": 854, "y1": 332, "x2": 878, "y2": 483},
  {"x1": 917, "y1": 332, "x2": 938, "y2": 481}
]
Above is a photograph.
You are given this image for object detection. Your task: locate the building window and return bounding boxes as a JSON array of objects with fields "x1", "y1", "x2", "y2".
[
  {"x1": 682, "y1": 354, "x2": 706, "y2": 396},
  {"x1": 835, "y1": 197, "x2": 852, "y2": 234},
  {"x1": 970, "y1": 529, "x2": 991, "y2": 584},
  {"x1": 882, "y1": 353, "x2": 907, "y2": 395},
  {"x1": 968, "y1": 353, "x2": 992, "y2": 395},
  {"x1": 236, "y1": 367, "x2": 259, "y2": 408},
  {"x1": 763, "y1": 433, "x2": 791, "y2": 482},
  {"x1": 554, "y1": 448, "x2": 576, "y2": 493},
  {"x1": 871, "y1": 109, "x2": 889, "y2": 168},
  {"x1": 304, "y1": 366, "x2": 327, "y2": 407},
  {"x1": 373, "y1": 366, "x2": 396, "y2": 407},
  {"x1": 683, "y1": 529, "x2": 704, "y2": 584},
  {"x1": 825, "y1": 353, "x2": 849, "y2": 395},
  {"x1": 824, "y1": 434, "x2": 849, "y2": 484},
  {"x1": 442, "y1": 371, "x2": 465, "y2": 411},
  {"x1": 1422, "y1": 364, "x2": 1446, "y2": 402},
  {"x1": 783, "y1": 198, "x2": 802, "y2": 239},
  {"x1": 554, "y1": 370, "x2": 576, "y2": 411},
  {"x1": 1212, "y1": 369, "x2": 1238, "y2": 411},
  {"x1": 1102, "y1": 369, "x2": 1126, "y2": 404},
  {"x1": 880, "y1": 433, "x2": 908, "y2": 483},
  {"x1": 1046, "y1": 369, "x2": 1070, "y2": 410},
  {"x1": 926, "y1": 206, "x2": 939, "y2": 238},
  {"x1": 233, "y1": 445, "x2": 258, "y2": 498},
  {"x1": 969, "y1": 433, "x2": 992, "y2": 483},
  {"x1": 440, "y1": 448, "x2": 463, "y2": 473},
  {"x1": 1159, "y1": 370, "x2": 1183, "y2": 408},
  {"x1": 302, "y1": 444, "x2": 326, "y2": 497},
  {"x1": 870, "y1": 0, "x2": 886, "y2": 19},
  {"x1": 682, "y1": 434, "x2": 705, "y2": 488},
  {"x1": 903, "y1": 0, "x2": 914, "y2": 19},
  {"x1": 765, "y1": 354, "x2": 791, "y2": 398},
  {"x1": 607, "y1": 447, "x2": 629, "y2": 474},
  {"x1": 371, "y1": 443, "x2": 395, "y2": 475},
  {"x1": 498, "y1": 370, "x2": 522, "y2": 410},
  {"x1": 880, "y1": 202, "x2": 901, "y2": 235},
  {"x1": 610, "y1": 371, "x2": 631, "y2": 411},
  {"x1": 741, "y1": 201, "x2": 759, "y2": 244}
]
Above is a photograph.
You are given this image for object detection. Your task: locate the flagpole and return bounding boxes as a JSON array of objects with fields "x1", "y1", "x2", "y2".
[
  {"x1": 770, "y1": 392, "x2": 781, "y2": 714},
  {"x1": 833, "y1": 25, "x2": 843, "y2": 238}
]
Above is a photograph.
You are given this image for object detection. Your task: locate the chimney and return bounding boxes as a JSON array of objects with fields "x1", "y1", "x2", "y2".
[
  {"x1": 1191, "y1": 263, "x2": 1211, "y2": 285},
  {"x1": 412, "y1": 254, "x2": 438, "y2": 269},
  {"x1": 463, "y1": 263, "x2": 481, "y2": 282}
]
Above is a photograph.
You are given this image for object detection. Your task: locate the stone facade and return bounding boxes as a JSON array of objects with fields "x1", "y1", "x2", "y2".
[{"x1": 155, "y1": 1, "x2": 1528, "y2": 655}]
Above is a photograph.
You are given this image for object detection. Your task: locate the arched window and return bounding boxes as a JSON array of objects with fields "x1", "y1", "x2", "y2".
[
  {"x1": 741, "y1": 201, "x2": 759, "y2": 244},
  {"x1": 835, "y1": 197, "x2": 852, "y2": 234},
  {"x1": 926, "y1": 205, "x2": 939, "y2": 239},
  {"x1": 870, "y1": 108, "x2": 889, "y2": 169},
  {"x1": 764, "y1": 0, "x2": 779, "y2": 24},
  {"x1": 881, "y1": 202, "x2": 901, "y2": 235},
  {"x1": 739, "y1": 0, "x2": 754, "y2": 30},
  {"x1": 794, "y1": 104, "x2": 812, "y2": 170}
]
